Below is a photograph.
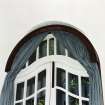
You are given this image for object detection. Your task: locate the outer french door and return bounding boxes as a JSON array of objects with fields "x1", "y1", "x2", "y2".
[{"x1": 51, "y1": 61, "x2": 89, "y2": 105}]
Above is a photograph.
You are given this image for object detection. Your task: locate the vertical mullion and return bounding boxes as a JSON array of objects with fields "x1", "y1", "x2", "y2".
[
  {"x1": 54, "y1": 37, "x2": 57, "y2": 55},
  {"x1": 26, "y1": 61, "x2": 29, "y2": 67},
  {"x1": 46, "y1": 64, "x2": 51, "y2": 105},
  {"x1": 34, "y1": 75, "x2": 38, "y2": 105},
  {"x1": 36, "y1": 47, "x2": 39, "y2": 60},
  {"x1": 79, "y1": 76, "x2": 82, "y2": 105},
  {"x1": 47, "y1": 38, "x2": 49, "y2": 56},
  {"x1": 54, "y1": 63, "x2": 57, "y2": 87},
  {"x1": 65, "y1": 49, "x2": 68, "y2": 56}
]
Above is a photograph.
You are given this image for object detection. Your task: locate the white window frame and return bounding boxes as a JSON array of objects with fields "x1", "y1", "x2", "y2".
[
  {"x1": 22, "y1": 33, "x2": 69, "y2": 69},
  {"x1": 14, "y1": 60, "x2": 52, "y2": 105}
]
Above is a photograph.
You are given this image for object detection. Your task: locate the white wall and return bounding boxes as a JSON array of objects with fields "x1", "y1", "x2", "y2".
[{"x1": 0, "y1": 0, "x2": 105, "y2": 102}]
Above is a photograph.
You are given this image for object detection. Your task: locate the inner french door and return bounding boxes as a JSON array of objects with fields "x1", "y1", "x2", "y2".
[
  {"x1": 14, "y1": 62, "x2": 52, "y2": 105},
  {"x1": 14, "y1": 58, "x2": 89, "y2": 105}
]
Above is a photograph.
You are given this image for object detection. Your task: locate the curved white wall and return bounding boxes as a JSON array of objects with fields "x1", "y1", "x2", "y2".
[{"x1": 0, "y1": 0, "x2": 105, "y2": 102}]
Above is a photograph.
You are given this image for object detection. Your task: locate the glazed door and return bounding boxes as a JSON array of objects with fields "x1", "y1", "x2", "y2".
[
  {"x1": 50, "y1": 61, "x2": 89, "y2": 105},
  {"x1": 14, "y1": 62, "x2": 52, "y2": 105}
]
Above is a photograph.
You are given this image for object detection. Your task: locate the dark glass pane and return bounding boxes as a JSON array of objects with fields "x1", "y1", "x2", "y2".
[
  {"x1": 16, "y1": 82, "x2": 24, "y2": 101},
  {"x1": 39, "y1": 40, "x2": 47, "y2": 58},
  {"x1": 21, "y1": 64, "x2": 26, "y2": 70},
  {"x1": 49, "y1": 38, "x2": 54, "y2": 55},
  {"x1": 82, "y1": 100, "x2": 89, "y2": 105},
  {"x1": 56, "y1": 68, "x2": 66, "y2": 89},
  {"x1": 68, "y1": 51, "x2": 75, "y2": 59},
  {"x1": 69, "y1": 96, "x2": 79, "y2": 105},
  {"x1": 56, "y1": 89, "x2": 66, "y2": 105},
  {"x1": 37, "y1": 91, "x2": 45, "y2": 105},
  {"x1": 37, "y1": 70, "x2": 46, "y2": 90},
  {"x1": 26, "y1": 77, "x2": 35, "y2": 97},
  {"x1": 29, "y1": 50, "x2": 36, "y2": 65},
  {"x1": 81, "y1": 77, "x2": 89, "y2": 98},
  {"x1": 68, "y1": 73, "x2": 79, "y2": 95},
  {"x1": 57, "y1": 40, "x2": 65, "y2": 55},
  {"x1": 26, "y1": 98, "x2": 34, "y2": 105},
  {"x1": 52, "y1": 62, "x2": 55, "y2": 88},
  {"x1": 15, "y1": 103, "x2": 23, "y2": 105}
]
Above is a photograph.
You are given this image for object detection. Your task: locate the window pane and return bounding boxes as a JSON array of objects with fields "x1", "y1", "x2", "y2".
[
  {"x1": 39, "y1": 40, "x2": 47, "y2": 58},
  {"x1": 56, "y1": 68, "x2": 66, "y2": 89},
  {"x1": 16, "y1": 82, "x2": 24, "y2": 101},
  {"x1": 82, "y1": 100, "x2": 89, "y2": 105},
  {"x1": 37, "y1": 91, "x2": 45, "y2": 105},
  {"x1": 26, "y1": 98, "x2": 34, "y2": 105},
  {"x1": 21, "y1": 64, "x2": 26, "y2": 70},
  {"x1": 37, "y1": 70, "x2": 46, "y2": 90},
  {"x1": 68, "y1": 51, "x2": 75, "y2": 59},
  {"x1": 57, "y1": 40, "x2": 65, "y2": 55},
  {"x1": 56, "y1": 89, "x2": 66, "y2": 105},
  {"x1": 68, "y1": 73, "x2": 79, "y2": 95},
  {"x1": 26, "y1": 77, "x2": 35, "y2": 97},
  {"x1": 49, "y1": 38, "x2": 54, "y2": 55},
  {"x1": 81, "y1": 77, "x2": 89, "y2": 98},
  {"x1": 68, "y1": 96, "x2": 79, "y2": 105},
  {"x1": 29, "y1": 50, "x2": 36, "y2": 65},
  {"x1": 15, "y1": 103, "x2": 23, "y2": 105}
]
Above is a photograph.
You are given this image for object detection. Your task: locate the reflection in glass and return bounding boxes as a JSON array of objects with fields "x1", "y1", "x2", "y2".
[
  {"x1": 68, "y1": 73, "x2": 79, "y2": 95},
  {"x1": 49, "y1": 38, "x2": 54, "y2": 55},
  {"x1": 29, "y1": 50, "x2": 36, "y2": 65},
  {"x1": 37, "y1": 70, "x2": 46, "y2": 90},
  {"x1": 15, "y1": 103, "x2": 23, "y2": 105},
  {"x1": 68, "y1": 51, "x2": 75, "y2": 59},
  {"x1": 82, "y1": 100, "x2": 89, "y2": 105},
  {"x1": 37, "y1": 91, "x2": 45, "y2": 105},
  {"x1": 16, "y1": 82, "x2": 24, "y2": 101},
  {"x1": 57, "y1": 40, "x2": 65, "y2": 55},
  {"x1": 26, "y1": 77, "x2": 35, "y2": 97},
  {"x1": 39, "y1": 40, "x2": 47, "y2": 58},
  {"x1": 81, "y1": 77, "x2": 89, "y2": 98},
  {"x1": 21, "y1": 64, "x2": 26, "y2": 70},
  {"x1": 26, "y1": 98, "x2": 34, "y2": 105},
  {"x1": 56, "y1": 89, "x2": 66, "y2": 105},
  {"x1": 56, "y1": 68, "x2": 66, "y2": 89},
  {"x1": 69, "y1": 96, "x2": 79, "y2": 105}
]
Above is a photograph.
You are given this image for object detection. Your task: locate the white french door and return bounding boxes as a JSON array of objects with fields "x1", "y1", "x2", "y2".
[
  {"x1": 14, "y1": 62, "x2": 52, "y2": 105},
  {"x1": 51, "y1": 61, "x2": 89, "y2": 105}
]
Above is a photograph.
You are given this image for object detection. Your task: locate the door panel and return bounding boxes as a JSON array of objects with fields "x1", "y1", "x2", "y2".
[
  {"x1": 15, "y1": 63, "x2": 51, "y2": 105},
  {"x1": 53, "y1": 61, "x2": 89, "y2": 105}
]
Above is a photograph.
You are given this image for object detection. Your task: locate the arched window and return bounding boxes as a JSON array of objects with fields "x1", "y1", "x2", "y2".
[
  {"x1": 21, "y1": 33, "x2": 72, "y2": 69},
  {"x1": 0, "y1": 24, "x2": 103, "y2": 105},
  {"x1": 14, "y1": 33, "x2": 89, "y2": 105}
]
